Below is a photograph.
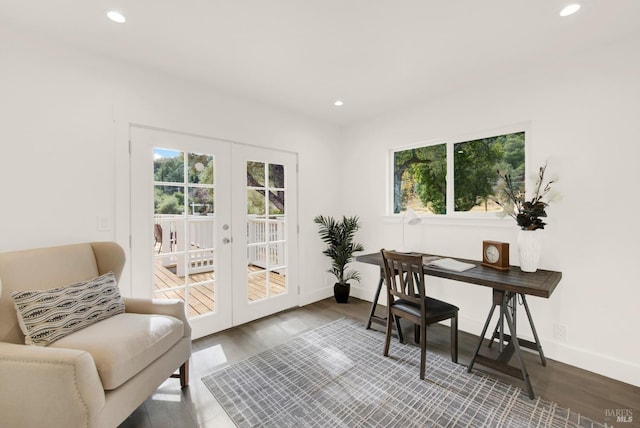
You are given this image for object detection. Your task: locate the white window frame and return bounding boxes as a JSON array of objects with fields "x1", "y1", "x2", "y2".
[{"x1": 387, "y1": 122, "x2": 531, "y2": 225}]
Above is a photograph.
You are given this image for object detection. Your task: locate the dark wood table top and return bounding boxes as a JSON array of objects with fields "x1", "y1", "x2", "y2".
[{"x1": 356, "y1": 252, "x2": 562, "y2": 298}]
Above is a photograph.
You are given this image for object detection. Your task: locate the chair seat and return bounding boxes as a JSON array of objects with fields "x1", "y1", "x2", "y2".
[
  {"x1": 50, "y1": 312, "x2": 184, "y2": 390},
  {"x1": 392, "y1": 297, "x2": 459, "y2": 320}
]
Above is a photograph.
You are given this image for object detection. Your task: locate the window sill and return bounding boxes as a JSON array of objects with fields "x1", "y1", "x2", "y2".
[{"x1": 382, "y1": 214, "x2": 515, "y2": 229}]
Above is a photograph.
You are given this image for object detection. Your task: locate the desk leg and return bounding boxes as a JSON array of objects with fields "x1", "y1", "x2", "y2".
[
  {"x1": 488, "y1": 318, "x2": 502, "y2": 349},
  {"x1": 468, "y1": 291, "x2": 536, "y2": 399},
  {"x1": 521, "y1": 295, "x2": 547, "y2": 367},
  {"x1": 487, "y1": 294, "x2": 546, "y2": 367},
  {"x1": 502, "y1": 295, "x2": 535, "y2": 399},
  {"x1": 366, "y1": 274, "x2": 404, "y2": 343},
  {"x1": 467, "y1": 300, "x2": 498, "y2": 373},
  {"x1": 366, "y1": 276, "x2": 385, "y2": 330},
  {"x1": 488, "y1": 293, "x2": 516, "y2": 351}
]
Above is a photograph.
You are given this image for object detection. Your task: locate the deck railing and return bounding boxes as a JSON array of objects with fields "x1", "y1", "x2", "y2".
[
  {"x1": 154, "y1": 214, "x2": 285, "y2": 277},
  {"x1": 247, "y1": 216, "x2": 285, "y2": 271}
]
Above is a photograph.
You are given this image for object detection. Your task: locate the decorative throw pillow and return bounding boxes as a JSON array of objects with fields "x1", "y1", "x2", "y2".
[{"x1": 11, "y1": 272, "x2": 125, "y2": 346}]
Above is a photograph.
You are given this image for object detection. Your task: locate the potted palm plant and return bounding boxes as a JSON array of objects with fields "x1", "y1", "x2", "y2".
[{"x1": 314, "y1": 215, "x2": 364, "y2": 303}]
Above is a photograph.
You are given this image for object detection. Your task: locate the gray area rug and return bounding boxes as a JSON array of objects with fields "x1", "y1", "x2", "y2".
[{"x1": 202, "y1": 318, "x2": 602, "y2": 427}]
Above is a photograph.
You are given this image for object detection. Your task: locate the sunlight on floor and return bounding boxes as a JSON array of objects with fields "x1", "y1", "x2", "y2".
[
  {"x1": 318, "y1": 346, "x2": 354, "y2": 376},
  {"x1": 194, "y1": 344, "x2": 228, "y2": 366},
  {"x1": 151, "y1": 392, "x2": 182, "y2": 402}
]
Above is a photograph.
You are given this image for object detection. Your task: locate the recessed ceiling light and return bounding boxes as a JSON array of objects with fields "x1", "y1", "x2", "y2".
[
  {"x1": 333, "y1": 100, "x2": 344, "y2": 107},
  {"x1": 560, "y1": 4, "x2": 581, "y2": 17},
  {"x1": 107, "y1": 10, "x2": 126, "y2": 23}
]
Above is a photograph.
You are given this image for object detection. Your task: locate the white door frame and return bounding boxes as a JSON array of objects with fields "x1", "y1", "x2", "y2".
[{"x1": 127, "y1": 124, "x2": 299, "y2": 338}]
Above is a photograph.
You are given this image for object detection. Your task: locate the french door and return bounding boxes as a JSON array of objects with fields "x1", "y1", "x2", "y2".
[
  {"x1": 130, "y1": 126, "x2": 298, "y2": 339},
  {"x1": 231, "y1": 144, "x2": 298, "y2": 325}
]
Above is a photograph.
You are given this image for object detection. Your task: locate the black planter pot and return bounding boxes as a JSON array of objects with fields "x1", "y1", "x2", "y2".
[{"x1": 333, "y1": 282, "x2": 350, "y2": 303}]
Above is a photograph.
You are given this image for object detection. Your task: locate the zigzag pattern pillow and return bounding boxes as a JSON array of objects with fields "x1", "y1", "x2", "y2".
[{"x1": 11, "y1": 272, "x2": 125, "y2": 346}]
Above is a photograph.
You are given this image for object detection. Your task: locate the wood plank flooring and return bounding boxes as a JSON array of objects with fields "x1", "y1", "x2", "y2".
[
  {"x1": 119, "y1": 298, "x2": 639, "y2": 428},
  {"x1": 153, "y1": 260, "x2": 286, "y2": 318}
]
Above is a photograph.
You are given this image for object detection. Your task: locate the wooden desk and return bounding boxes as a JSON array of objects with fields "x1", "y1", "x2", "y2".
[{"x1": 356, "y1": 252, "x2": 562, "y2": 399}]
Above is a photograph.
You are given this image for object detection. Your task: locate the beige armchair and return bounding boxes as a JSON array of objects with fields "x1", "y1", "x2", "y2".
[{"x1": 0, "y1": 242, "x2": 191, "y2": 428}]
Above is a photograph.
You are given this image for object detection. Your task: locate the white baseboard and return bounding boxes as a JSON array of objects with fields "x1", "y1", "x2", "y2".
[
  {"x1": 351, "y1": 286, "x2": 376, "y2": 302},
  {"x1": 299, "y1": 286, "x2": 333, "y2": 307},
  {"x1": 543, "y1": 340, "x2": 640, "y2": 387},
  {"x1": 300, "y1": 284, "x2": 374, "y2": 307},
  {"x1": 457, "y1": 315, "x2": 640, "y2": 387}
]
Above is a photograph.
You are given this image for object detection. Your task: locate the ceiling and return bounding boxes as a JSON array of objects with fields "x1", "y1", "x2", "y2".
[{"x1": 2, "y1": 1, "x2": 640, "y2": 126}]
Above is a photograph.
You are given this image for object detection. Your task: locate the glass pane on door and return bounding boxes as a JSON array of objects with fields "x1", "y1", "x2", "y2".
[
  {"x1": 245, "y1": 161, "x2": 287, "y2": 302},
  {"x1": 153, "y1": 149, "x2": 217, "y2": 318}
]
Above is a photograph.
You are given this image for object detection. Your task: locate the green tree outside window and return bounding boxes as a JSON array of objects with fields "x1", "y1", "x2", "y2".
[{"x1": 394, "y1": 131, "x2": 525, "y2": 215}]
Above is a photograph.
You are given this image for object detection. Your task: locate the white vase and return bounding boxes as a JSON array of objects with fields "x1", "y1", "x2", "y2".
[{"x1": 517, "y1": 230, "x2": 542, "y2": 272}]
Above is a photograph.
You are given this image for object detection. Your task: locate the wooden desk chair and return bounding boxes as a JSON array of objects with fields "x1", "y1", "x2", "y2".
[
  {"x1": 154, "y1": 223, "x2": 177, "y2": 253},
  {"x1": 380, "y1": 249, "x2": 459, "y2": 379},
  {"x1": 154, "y1": 223, "x2": 163, "y2": 253}
]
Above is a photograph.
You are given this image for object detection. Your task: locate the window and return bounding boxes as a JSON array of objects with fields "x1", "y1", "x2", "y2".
[{"x1": 392, "y1": 130, "x2": 525, "y2": 216}]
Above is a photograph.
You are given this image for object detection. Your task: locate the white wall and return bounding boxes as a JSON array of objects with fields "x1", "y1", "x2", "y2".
[
  {"x1": 342, "y1": 35, "x2": 640, "y2": 387},
  {"x1": 0, "y1": 25, "x2": 340, "y2": 304},
  {"x1": 2, "y1": 23, "x2": 638, "y2": 387}
]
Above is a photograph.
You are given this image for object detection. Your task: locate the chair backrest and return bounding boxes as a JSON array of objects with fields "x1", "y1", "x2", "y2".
[
  {"x1": 380, "y1": 249, "x2": 426, "y2": 306},
  {"x1": 154, "y1": 223, "x2": 163, "y2": 242},
  {"x1": 0, "y1": 242, "x2": 125, "y2": 344}
]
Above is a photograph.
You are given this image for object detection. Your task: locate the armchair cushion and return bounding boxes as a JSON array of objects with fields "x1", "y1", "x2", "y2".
[
  {"x1": 49, "y1": 312, "x2": 185, "y2": 390},
  {"x1": 0, "y1": 242, "x2": 192, "y2": 428},
  {"x1": 11, "y1": 272, "x2": 125, "y2": 346}
]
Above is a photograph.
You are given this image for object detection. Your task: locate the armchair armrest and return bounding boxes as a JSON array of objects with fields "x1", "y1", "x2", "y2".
[
  {"x1": 123, "y1": 297, "x2": 191, "y2": 339},
  {"x1": 0, "y1": 342, "x2": 105, "y2": 428}
]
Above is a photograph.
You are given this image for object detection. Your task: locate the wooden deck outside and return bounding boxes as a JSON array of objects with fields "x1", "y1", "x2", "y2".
[{"x1": 154, "y1": 258, "x2": 286, "y2": 318}]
